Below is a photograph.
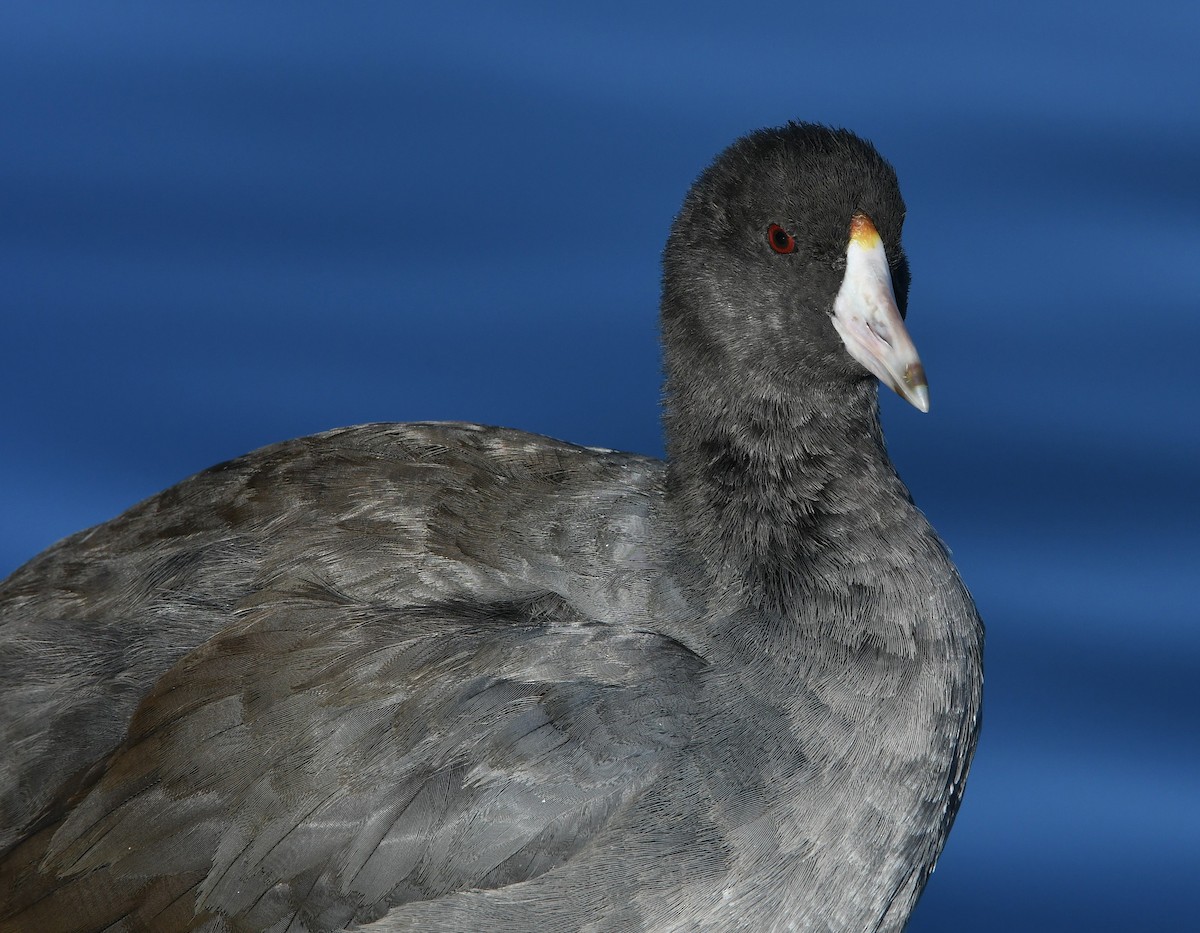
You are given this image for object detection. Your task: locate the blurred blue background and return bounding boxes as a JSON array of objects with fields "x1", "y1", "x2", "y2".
[{"x1": 1, "y1": 2, "x2": 1196, "y2": 929}]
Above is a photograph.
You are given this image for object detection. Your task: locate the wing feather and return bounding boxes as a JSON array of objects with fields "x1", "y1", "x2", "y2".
[{"x1": 0, "y1": 593, "x2": 703, "y2": 932}]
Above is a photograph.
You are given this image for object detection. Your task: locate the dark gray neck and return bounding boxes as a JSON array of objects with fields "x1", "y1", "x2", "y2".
[
  {"x1": 661, "y1": 358, "x2": 983, "y2": 932},
  {"x1": 664, "y1": 368, "x2": 924, "y2": 616}
]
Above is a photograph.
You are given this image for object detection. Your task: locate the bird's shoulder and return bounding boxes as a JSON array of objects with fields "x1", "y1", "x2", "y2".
[
  {"x1": 1, "y1": 419, "x2": 669, "y2": 658},
  {"x1": 0, "y1": 422, "x2": 674, "y2": 860}
]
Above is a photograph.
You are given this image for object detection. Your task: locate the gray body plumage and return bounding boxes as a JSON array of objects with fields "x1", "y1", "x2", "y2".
[{"x1": 0, "y1": 124, "x2": 982, "y2": 932}]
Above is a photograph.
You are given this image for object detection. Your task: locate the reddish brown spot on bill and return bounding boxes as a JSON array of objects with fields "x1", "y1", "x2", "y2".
[{"x1": 849, "y1": 213, "x2": 882, "y2": 248}]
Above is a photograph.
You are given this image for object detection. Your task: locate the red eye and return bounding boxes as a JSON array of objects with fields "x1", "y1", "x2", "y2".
[{"x1": 768, "y1": 223, "x2": 795, "y2": 254}]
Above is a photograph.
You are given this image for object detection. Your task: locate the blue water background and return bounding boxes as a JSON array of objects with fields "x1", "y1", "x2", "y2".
[{"x1": 1, "y1": 3, "x2": 1196, "y2": 929}]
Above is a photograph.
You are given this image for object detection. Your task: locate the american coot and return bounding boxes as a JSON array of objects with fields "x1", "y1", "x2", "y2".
[{"x1": 0, "y1": 123, "x2": 983, "y2": 932}]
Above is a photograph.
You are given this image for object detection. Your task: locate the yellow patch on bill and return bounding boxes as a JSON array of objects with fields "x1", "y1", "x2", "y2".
[{"x1": 849, "y1": 213, "x2": 882, "y2": 248}]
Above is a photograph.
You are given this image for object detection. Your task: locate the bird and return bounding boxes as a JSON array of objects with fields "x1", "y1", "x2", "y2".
[{"x1": 0, "y1": 122, "x2": 982, "y2": 933}]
